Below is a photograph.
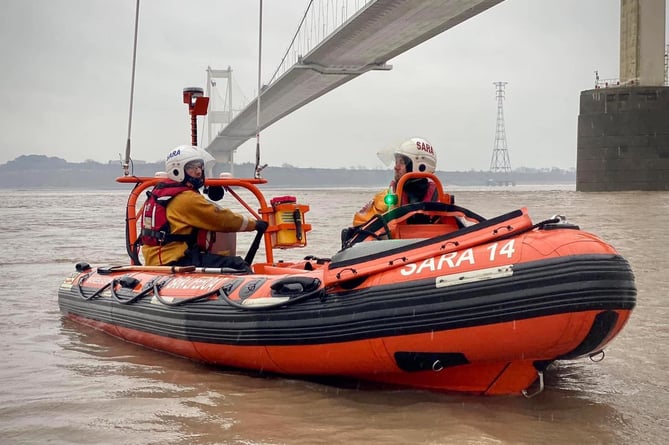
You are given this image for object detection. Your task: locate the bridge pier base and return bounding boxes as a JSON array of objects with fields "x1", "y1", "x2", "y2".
[{"x1": 576, "y1": 86, "x2": 669, "y2": 191}]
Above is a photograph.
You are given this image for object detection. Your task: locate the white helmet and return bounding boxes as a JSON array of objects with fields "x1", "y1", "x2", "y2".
[
  {"x1": 394, "y1": 137, "x2": 437, "y2": 174},
  {"x1": 165, "y1": 145, "x2": 205, "y2": 183},
  {"x1": 376, "y1": 137, "x2": 438, "y2": 173}
]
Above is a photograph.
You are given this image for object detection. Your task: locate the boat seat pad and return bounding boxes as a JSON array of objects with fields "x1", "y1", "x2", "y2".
[
  {"x1": 331, "y1": 238, "x2": 424, "y2": 263},
  {"x1": 394, "y1": 222, "x2": 459, "y2": 239}
]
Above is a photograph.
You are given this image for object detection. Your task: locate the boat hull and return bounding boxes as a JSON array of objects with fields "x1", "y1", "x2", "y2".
[
  {"x1": 63, "y1": 306, "x2": 630, "y2": 395},
  {"x1": 59, "y1": 249, "x2": 635, "y2": 395}
]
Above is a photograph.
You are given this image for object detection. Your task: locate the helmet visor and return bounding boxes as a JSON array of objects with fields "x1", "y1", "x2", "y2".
[
  {"x1": 376, "y1": 146, "x2": 396, "y2": 167},
  {"x1": 184, "y1": 160, "x2": 204, "y2": 172},
  {"x1": 198, "y1": 149, "x2": 216, "y2": 178}
]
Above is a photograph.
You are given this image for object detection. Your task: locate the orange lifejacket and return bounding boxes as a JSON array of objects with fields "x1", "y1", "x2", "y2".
[
  {"x1": 353, "y1": 179, "x2": 441, "y2": 226},
  {"x1": 344, "y1": 201, "x2": 486, "y2": 248}
]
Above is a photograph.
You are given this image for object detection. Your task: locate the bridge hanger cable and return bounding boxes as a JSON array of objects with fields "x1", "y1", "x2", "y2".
[
  {"x1": 122, "y1": 0, "x2": 141, "y2": 176},
  {"x1": 268, "y1": 0, "x2": 315, "y2": 86},
  {"x1": 254, "y1": 0, "x2": 267, "y2": 179}
]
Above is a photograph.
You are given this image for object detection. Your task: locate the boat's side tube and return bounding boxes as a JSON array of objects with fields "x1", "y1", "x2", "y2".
[{"x1": 325, "y1": 209, "x2": 533, "y2": 286}]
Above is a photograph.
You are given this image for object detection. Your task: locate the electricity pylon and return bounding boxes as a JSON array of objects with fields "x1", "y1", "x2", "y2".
[{"x1": 489, "y1": 82, "x2": 512, "y2": 183}]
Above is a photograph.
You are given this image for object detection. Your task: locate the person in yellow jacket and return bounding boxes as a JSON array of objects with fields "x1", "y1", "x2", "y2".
[
  {"x1": 352, "y1": 137, "x2": 439, "y2": 226},
  {"x1": 141, "y1": 145, "x2": 267, "y2": 270}
]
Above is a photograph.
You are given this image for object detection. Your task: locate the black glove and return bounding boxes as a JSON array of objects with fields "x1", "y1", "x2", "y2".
[
  {"x1": 254, "y1": 220, "x2": 268, "y2": 233},
  {"x1": 206, "y1": 186, "x2": 225, "y2": 201}
]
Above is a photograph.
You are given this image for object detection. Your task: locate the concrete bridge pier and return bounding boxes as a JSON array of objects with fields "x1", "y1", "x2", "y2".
[
  {"x1": 576, "y1": 0, "x2": 668, "y2": 191},
  {"x1": 577, "y1": 86, "x2": 669, "y2": 191}
]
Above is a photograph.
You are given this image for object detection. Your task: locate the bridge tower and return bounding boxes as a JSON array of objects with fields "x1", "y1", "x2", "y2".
[
  {"x1": 205, "y1": 66, "x2": 236, "y2": 172},
  {"x1": 489, "y1": 81, "x2": 513, "y2": 185}
]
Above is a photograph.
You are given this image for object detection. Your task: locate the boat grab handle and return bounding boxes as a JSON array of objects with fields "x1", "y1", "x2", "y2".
[{"x1": 492, "y1": 224, "x2": 514, "y2": 235}]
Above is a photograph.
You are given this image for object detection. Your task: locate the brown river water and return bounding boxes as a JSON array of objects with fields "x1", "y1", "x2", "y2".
[{"x1": 0, "y1": 185, "x2": 667, "y2": 444}]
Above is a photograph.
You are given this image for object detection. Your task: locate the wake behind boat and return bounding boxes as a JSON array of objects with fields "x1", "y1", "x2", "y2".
[{"x1": 57, "y1": 99, "x2": 636, "y2": 394}]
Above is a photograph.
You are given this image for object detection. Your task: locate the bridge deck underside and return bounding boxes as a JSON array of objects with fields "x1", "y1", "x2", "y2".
[{"x1": 206, "y1": 0, "x2": 504, "y2": 157}]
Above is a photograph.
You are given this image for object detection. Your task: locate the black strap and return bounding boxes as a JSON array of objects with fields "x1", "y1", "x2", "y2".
[
  {"x1": 140, "y1": 228, "x2": 193, "y2": 245},
  {"x1": 244, "y1": 224, "x2": 267, "y2": 265}
]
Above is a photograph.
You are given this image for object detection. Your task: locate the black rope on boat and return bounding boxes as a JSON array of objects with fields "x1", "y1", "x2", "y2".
[
  {"x1": 77, "y1": 275, "x2": 216, "y2": 307},
  {"x1": 76, "y1": 273, "x2": 113, "y2": 301},
  {"x1": 109, "y1": 278, "x2": 156, "y2": 305},
  {"x1": 76, "y1": 275, "x2": 224, "y2": 307},
  {"x1": 150, "y1": 278, "x2": 218, "y2": 307},
  {"x1": 217, "y1": 280, "x2": 323, "y2": 311},
  {"x1": 77, "y1": 272, "x2": 323, "y2": 310}
]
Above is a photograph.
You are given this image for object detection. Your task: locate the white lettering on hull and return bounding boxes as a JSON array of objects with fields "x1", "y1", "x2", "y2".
[
  {"x1": 400, "y1": 239, "x2": 517, "y2": 277},
  {"x1": 163, "y1": 277, "x2": 227, "y2": 291}
]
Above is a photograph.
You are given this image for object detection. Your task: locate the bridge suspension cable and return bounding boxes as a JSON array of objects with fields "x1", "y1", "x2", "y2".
[
  {"x1": 268, "y1": 0, "x2": 373, "y2": 86},
  {"x1": 205, "y1": 0, "x2": 505, "y2": 169}
]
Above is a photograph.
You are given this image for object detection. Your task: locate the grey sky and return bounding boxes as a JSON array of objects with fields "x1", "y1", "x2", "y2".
[{"x1": 1, "y1": 1, "x2": 666, "y2": 171}]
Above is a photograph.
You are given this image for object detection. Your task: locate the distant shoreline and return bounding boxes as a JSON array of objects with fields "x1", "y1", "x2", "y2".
[{"x1": 0, "y1": 155, "x2": 575, "y2": 189}]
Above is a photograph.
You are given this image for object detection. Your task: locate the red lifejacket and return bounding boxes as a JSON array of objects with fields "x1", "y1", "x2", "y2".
[{"x1": 140, "y1": 181, "x2": 213, "y2": 250}]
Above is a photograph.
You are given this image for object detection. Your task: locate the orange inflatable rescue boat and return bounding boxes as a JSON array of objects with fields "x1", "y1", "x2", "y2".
[
  {"x1": 58, "y1": 172, "x2": 636, "y2": 396},
  {"x1": 58, "y1": 89, "x2": 636, "y2": 396}
]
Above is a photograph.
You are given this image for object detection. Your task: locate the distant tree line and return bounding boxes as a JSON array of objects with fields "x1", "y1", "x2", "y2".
[{"x1": 0, "y1": 155, "x2": 575, "y2": 189}]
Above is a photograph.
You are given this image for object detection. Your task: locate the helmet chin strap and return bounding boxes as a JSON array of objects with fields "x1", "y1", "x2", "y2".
[{"x1": 184, "y1": 174, "x2": 204, "y2": 190}]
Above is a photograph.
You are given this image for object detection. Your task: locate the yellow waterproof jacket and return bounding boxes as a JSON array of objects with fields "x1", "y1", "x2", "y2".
[
  {"x1": 352, "y1": 179, "x2": 441, "y2": 226},
  {"x1": 142, "y1": 189, "x2": 257, "y2": 266},
  {"x1": 352, "y1": 189, "x2": 389, "y2": 226}
]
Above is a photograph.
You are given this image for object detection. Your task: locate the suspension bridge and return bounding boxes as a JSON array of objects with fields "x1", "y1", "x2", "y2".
[{"x1": 204, "y1": 0, "x2": 504, "y2": 168}]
